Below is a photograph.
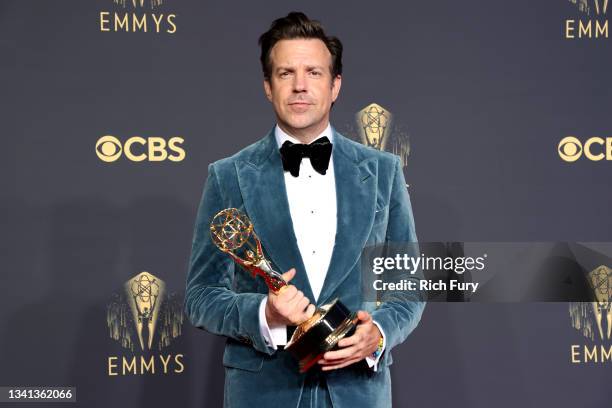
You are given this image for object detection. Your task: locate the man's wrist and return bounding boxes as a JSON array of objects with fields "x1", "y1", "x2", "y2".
[
  {"x1": 265, "y1": 298, "x2": 281, "y2": 327},
  {"x1": 371, "y1": 334, "x2": 384, "y2": 359},
  {"x1": 368, "y1": 320, "x2": 386, "y2": 370}
]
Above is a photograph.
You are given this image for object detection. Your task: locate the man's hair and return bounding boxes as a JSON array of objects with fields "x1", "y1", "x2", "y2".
[{"x1": 258, "y1": 12, "x2": 343, "y2": 81}]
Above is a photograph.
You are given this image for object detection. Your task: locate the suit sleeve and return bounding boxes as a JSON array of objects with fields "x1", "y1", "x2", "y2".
[
  {"x1": 370, "y1": 157, "x2": 426, "y2": 366},
  {"x1": 184, "y1": 163, "x2": 275, "y2": 355}
]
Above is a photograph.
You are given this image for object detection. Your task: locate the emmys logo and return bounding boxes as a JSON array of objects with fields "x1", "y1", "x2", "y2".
[
  {"x1": 558, "y1": 136, "x2": 612, "y2": 162},
  {"x1": 113, "y1": 0, "x2": 164, "y2": 8},
  {"x1": 569, "y1": 265, "x2": 612, "y2": 363},
  {"x1": 357, "y1": 103, "x2": 392, "y2": 151},
  {"x1": 96, "y1": 135, "x2": 185, "y2": 163},
  {"x1": 106, "y1": 271, "x2": 185, "y2": 376},
  {"x1": 355, "y1": 103, "x2": 411, "y2": 168},
  {"x1": 99, "y1": 0, "x2": 177, "y2": 34},
  {"x1": 565, "y1": 0, "x2": 609, "y2": 39}
]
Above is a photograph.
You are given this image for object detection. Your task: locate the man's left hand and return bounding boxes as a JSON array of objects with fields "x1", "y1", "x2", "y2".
[{"x1": 318, "y1": 310, "x2": 381, "y2": 371}]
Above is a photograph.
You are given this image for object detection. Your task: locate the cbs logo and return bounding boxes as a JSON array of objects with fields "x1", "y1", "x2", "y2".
[
  {"x1": 96, "y1": 135, "x2": 185, "y2": 163},
  {"x1": 558, "y1": 136, "x2": 612, "y2": 162}
]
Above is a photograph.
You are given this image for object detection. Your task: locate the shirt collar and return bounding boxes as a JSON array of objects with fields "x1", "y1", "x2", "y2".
[{"x1": 274, "y1": 123, "x2": 333, "y2": 149}]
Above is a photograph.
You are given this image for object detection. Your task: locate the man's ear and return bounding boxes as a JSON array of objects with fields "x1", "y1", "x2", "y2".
[
  {"x1": 263, "y1": 79, "x2": 273, "y2": 102},
  {"x1": 331, "y1": 75, "x2": 342, "y2": 102}
]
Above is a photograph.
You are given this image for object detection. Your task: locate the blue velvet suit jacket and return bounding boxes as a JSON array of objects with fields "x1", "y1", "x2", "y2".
[{"x1": 185, "y1": 128, "x2": 425, "y2": 408}]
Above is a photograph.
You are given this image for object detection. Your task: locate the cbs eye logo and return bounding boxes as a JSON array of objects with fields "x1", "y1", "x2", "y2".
[
  {"x1": 96, "y1": 135, "x2": 185, "y2": 163},
  {"x1": 558, "y1": 136, "x2": 612, "y2": 162}
]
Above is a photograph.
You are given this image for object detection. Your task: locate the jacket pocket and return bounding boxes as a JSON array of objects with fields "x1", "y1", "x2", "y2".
[{"x1": 223, "y1": 340, "x2": 265, "y2": 372}]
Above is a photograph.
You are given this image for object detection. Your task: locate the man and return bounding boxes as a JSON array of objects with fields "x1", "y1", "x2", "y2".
[{"x1": 185, "y1": 12, "x2": 424, "y2": 408}]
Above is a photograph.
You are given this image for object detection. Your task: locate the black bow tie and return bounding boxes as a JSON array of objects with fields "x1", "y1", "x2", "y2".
[{"x1": 279, "y1": 136, "x2": 333, "y2": 177}]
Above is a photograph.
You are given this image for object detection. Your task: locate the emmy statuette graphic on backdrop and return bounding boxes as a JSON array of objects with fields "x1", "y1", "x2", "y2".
[
  {"x1": 570, "y1": 265, "x2": 612, "y2": 341},
  {"x1": 210, "y1": 208, "x2": 358, "y2": 372}
]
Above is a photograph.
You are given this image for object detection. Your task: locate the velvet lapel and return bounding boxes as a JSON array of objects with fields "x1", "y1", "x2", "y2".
[
  {"x1": 316, "y1": 129, "x2": 378, "y2": 306},
  {"x1": 236, "y1": 130, "x2": 315, "y2": 302}
]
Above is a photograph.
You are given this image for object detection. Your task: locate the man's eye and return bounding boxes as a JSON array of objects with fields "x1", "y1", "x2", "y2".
[
  {"x1": 310, "y1": 71, "x2": 322, "y2": 77},
  {"x1": 280, "y1": 72, "x2": 290, "y2": 78}
]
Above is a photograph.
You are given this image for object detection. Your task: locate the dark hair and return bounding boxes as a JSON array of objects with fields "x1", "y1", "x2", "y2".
[{"x1": 258, "y1": 12, "x2": 343, "y2": 81}]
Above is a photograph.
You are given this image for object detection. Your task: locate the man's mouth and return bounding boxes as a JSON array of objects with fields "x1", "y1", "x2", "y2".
[{"x1": 288, "y1": 101, "x2": 311, "y2": 112}]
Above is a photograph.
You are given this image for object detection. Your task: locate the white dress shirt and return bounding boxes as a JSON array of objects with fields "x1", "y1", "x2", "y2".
[{"x1": 257, "y1": 123, "x2": 385, "y2": 371}]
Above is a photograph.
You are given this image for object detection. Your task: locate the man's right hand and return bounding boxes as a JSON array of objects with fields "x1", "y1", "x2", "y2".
[{"x1": 265, "y1": 268, "x2": 316, "y2": 327}]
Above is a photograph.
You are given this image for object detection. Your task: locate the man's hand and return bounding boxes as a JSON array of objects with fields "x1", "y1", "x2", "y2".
[
  {"x1": 265, "y1": 268, "x2": 316, "y2": 326},
  {"x1": 318, "y1": 310, "x2": 382, "y2": 371}
]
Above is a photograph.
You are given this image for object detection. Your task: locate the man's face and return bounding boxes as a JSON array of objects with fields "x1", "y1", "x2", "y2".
[{"x1": 264, "y1": 38, "x2": 341, "y2": 139}]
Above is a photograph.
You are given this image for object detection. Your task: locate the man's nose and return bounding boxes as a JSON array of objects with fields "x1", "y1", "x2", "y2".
[{"x1": 292, "y1": 72, "x2": 307, "y2": 92}]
